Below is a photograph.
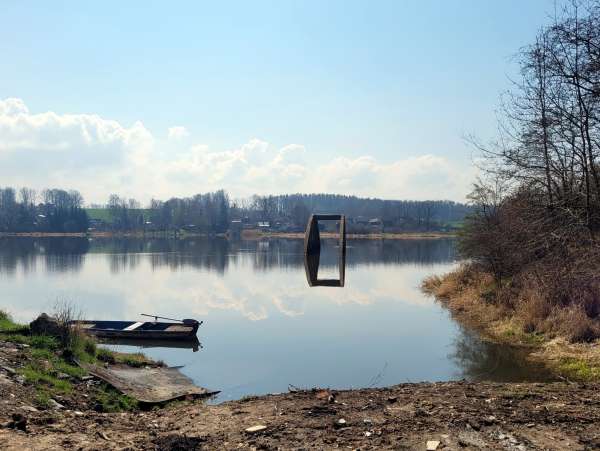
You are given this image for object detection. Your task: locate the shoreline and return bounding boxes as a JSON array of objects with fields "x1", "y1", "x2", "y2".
[
  {"x1": 0, "y1": 231, "x2": 456, "y2": 240},
  {"x1": 1, "y1": 373, "x2": 598, "y2": 449},
  {"x1": 1, "y1": 314, "x2": 598, "y2": 449},
  {"x1": 422, "y1": 265, "x2": 600, "y2": 383}
]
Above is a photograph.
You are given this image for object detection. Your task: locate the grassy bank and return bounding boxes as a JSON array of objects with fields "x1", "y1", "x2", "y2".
[
  {"x1": 423, "y1": 265, "x2": 600, "y2": 382},
  {"x1": 0, "y1": 310, "x2": 155, "y2": 411}
]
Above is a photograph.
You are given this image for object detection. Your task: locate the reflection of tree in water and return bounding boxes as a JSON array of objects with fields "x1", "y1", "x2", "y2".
[
  {"x1": 450, "y1": 326, "x2": 554, "y2": 382},
  {"x1": 244, "y1": 238, "x2": 457, "y2": 272},
  {"x1": 0, "y1": 238, "x2": 89, "y2": 274},
  {"x1": 108, "y1": 253, "x2": 141, "y2": 274},
  {"x1": 0, "y1": 236, "x2": 458, "y2": 276}
]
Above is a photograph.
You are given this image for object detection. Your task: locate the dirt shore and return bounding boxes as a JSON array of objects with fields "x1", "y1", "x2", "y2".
[
  {"x1": 2, "y1": 376, "x2": 600, "y2": 450},
  {"x1": 2, "y1": 336, "x2": 600, "y2": 450}
]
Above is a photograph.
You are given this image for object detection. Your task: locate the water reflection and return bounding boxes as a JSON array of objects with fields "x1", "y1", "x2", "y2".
[
  {"x1": 0, "y1": 237, "x2": 89, "y2": 274},
  {"x1": 0, "y1": 237, "x2": 457, "y2": 275},
  {"x1": 304, "y1": 245, "x2": 345, "y2": 287},
  {"x1": 450, "y1": 328, "x2": 555, "y2": 382},
  {"x1": 0, "y1": 236, "x2": 552, "y2": 400},
  {"x1": 98, "y1": 336, "x2": 202, "y2": 353}
]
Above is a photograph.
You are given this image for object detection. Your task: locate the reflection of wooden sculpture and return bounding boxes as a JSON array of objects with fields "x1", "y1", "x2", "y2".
[{"x1": 303, "y1": 214, "x2": 346, "y2": 287}]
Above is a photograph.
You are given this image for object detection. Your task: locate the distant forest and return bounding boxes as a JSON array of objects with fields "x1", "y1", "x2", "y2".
[{"x1": 0, "y1": 187, "x2": 470, "y2": 234}]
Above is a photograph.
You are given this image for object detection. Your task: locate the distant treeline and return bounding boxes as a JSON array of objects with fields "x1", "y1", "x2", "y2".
[
  {"x1": 0, "y1": 186, "x2": 470, "y2": 234},
  {"x1": 0, "y1": 187, "x2": 89, "y2": 233},
  {"x1": 251, "y1": 194, "x2": 470, "y2": 231},
  {"x1": 99, "y1": 192, "x2": 470, "y2": 233}
]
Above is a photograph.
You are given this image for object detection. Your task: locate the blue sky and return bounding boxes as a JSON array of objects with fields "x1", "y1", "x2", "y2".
[{"x1": 0, "y1": 1, "x2": 560, "y2": 204}]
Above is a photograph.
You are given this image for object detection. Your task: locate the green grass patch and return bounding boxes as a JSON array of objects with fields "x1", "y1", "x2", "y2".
[
  {"x1": 114, "y1": 352, "x2": 152, "y2": 367},
  {"x1": 34, "y1": 391, "x2": 52, "y2": 409},
  {"x1": 558, "y1": 358, "x2": 600, "y2": 381},
  {"x1": 20, "y1": 364, "x2": 73, "y2": 393},
  {"x1": 85, "y1": 208, "x2": 112, "y2": 222},
  {"x1": 30, "y1": 348, "x2": 55, "y2": 360},
  {"x1": 54, "y1": 360, "x2": 86, "y2": 378},
  {"x1": 0, "y1": 310, "x2": 29, "y2": 334},
  {"x1": 31, "y1": 335, "x2": 60, "y2": 350},
  {"x1": 86, "y1": 208, "x2": 150, "y2": 224},
  {"x1": 93, "y1": 384, "x2": 138, "y2": 412},
  {"x1": 522, "y1": 332, "x2": 546, "y2": 345}
]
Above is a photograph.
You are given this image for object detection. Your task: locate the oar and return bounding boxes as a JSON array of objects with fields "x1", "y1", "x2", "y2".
[{"x1": 141, "y1": 313, "x2": 183, "y2": 323}]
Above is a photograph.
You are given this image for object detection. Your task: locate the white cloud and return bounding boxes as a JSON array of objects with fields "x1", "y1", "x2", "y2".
[
  {"x1": 0, "y1": 98, "x2": 474, "y2": 204},
  {"x1": 167, "y1": 126, "x2": 189, "y2": 140}
]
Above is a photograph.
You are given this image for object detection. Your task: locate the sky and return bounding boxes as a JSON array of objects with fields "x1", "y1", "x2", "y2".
[{"x1": 0, "y1": 0, "x2": 562, "y2": 205}]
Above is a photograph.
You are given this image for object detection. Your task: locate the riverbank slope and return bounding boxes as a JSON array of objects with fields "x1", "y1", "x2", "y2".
[
  {"x1": 423, "y1": 265, "x2": 600, "y2": 383},
  {"x1": 1, "y1": 375, "x2": 599, "y2": 450}
]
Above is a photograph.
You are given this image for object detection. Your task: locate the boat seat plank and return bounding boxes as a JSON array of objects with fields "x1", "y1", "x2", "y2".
[{"x1": 123, "y1": 322, "x2": 144, "y2": 331}]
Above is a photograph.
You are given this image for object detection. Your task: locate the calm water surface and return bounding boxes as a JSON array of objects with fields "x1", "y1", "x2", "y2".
[{"x1": 0, "y1": 237, "x2": 551, "y2": 401}]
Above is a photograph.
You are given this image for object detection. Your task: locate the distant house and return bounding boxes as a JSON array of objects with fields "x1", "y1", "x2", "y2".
[
  {"x1": 257, "y1": 221, "x2": 271, "y2": 229},
  {"x1": 369, "y1": 218, "x2": 383, "y2": 232}
]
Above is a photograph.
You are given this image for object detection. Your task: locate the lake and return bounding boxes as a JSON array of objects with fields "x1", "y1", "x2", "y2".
[{"x1": 0, "y1": 236, "x2": 551, "y2": 402}]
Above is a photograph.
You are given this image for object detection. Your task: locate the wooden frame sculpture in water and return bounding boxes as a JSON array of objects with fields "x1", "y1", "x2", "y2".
[{"x1": 303, "y1": 214, "x2": 346, "y2": 287}]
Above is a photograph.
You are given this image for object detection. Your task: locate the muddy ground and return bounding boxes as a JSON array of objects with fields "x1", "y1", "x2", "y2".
[{"x1": 2, "y1": 340, "x2": 600, "y2": 451}]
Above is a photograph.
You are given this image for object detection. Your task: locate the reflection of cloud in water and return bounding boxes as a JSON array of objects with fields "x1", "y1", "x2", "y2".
[{"x1": 0, "y1": 237, "x2": 458, "y2": 324}]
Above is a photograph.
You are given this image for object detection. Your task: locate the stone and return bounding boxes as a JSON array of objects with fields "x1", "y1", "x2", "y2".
[
  {"x1": 29, "y1": 313, "x2": 62, "y2": 337},
  {"x1": 21, "y1": 405, "x2": 38, "y2": 413},
  {"x1": 483, "y1": 415, "x2": 496, "y2": 425},
  {"x1": 245, "y1": 425, "x2": 267, "y2": 433},
  {"x1": 1, "y1": 365, "x2": 16, "y2": 375},
  {"x1": 9, "y1": 413, "x2": 27, "y2": 432},
  {"x1": 426, "y1": 440, "x2": 441, "y2": 450},
  {"x1": 48, "y1": 399, "x2": 64, "y2": 410}
]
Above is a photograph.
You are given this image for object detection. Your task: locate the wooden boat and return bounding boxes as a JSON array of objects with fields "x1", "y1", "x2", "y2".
[{"x1": 73, "y1": 315, "x2": 201, "y2": 340}]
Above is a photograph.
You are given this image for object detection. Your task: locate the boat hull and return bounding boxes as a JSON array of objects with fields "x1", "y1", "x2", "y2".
[{"x1": 73, "y1": 320, "x2": 200, "y2": 341}]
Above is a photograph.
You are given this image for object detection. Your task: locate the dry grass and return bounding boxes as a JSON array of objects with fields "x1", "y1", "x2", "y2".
[{"x1": 424, "y1": 264, "x2": 600, "y2": 381}]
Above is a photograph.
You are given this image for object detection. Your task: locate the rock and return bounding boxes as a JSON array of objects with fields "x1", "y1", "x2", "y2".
[
  {"x1": 0, "y1": 365, "x2": 16, "y2": 375},
  {"x1": 15, "y1": 375, "x2": 26, "y2": 384},
  {"x1": 29, "y1": 313, "x2": 62, "y2": 337},
  {"x1": 333, "y1": 418, "x2": 348, "y2": 429},
  {"x1": 468, "y1": 419, "x2": 481, "y2": 430},
  {"x1": 387, "y1": 396, "x2": 398, "y2": 404},
  {"x1": 364, "y1": 431, "x2": 372, "y2": 437},
  {"x1": 426, "y1": 440, "x2": 441, "y2": 450},
  {"x1": 9, "y1": 413, "x2": 27, "y2": 432},
  {"x1": 56, "y1": 372, "x2": 71, "y2": 380},
  {"x1": 48, "y1": 399, "x2": 64, "y2": 410},
  {"x1": 73, "y1": 411, "x2": 84, "y2": 416},
  {"x1": 21, "y1": 405, "x2": 38, "y2": 413},
  {"x1": 245, "y1": 425, "x2": 267, "y2": 434},
  {"x1": 98, "y1": 431, "x2": 110, "y2": 440},
  {"x1": 483, "y1": 415, "x2": 496, "y2": 425}
]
